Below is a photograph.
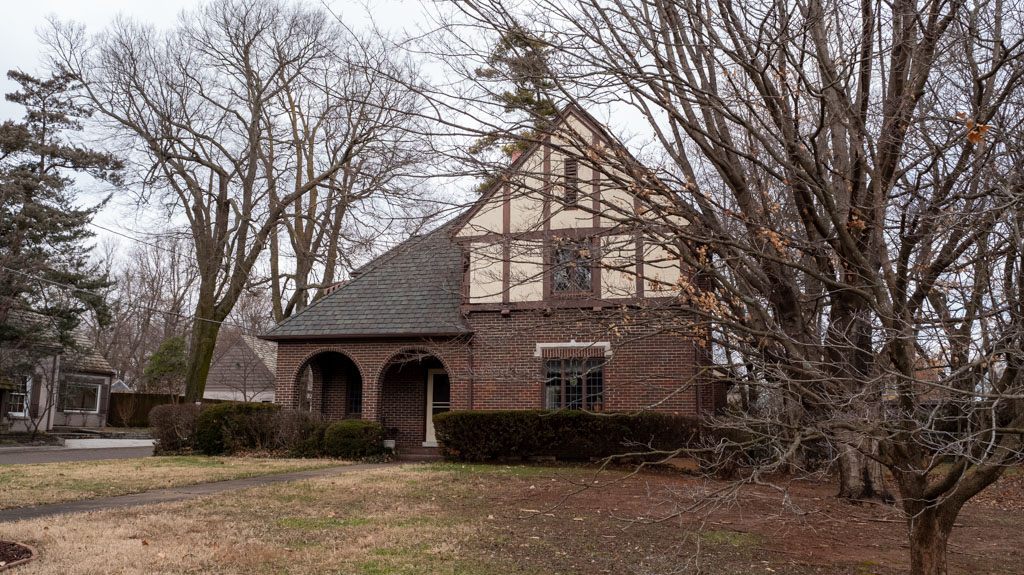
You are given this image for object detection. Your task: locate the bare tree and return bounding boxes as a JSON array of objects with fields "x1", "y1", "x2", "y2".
[
  {"x1": 84, "y1": 235, "x2": 198, "y2": 388},
  {"x1": 45, "y1": 0, "x2": 429, "y2": 401},
  {"x1": 266, "y1": 29, "x2": 437, "y2": 321},
  {"x1": 423, "y1": 1, "x2": 1024, "y2": 573}
]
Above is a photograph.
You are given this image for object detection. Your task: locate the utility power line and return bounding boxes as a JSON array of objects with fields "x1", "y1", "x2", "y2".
[{"x1": 0, "y1": 265, "x2": 256, "y2": 332}]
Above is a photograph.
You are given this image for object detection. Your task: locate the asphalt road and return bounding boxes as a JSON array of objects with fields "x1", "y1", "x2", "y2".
[{"x1": 0, "y1": 445, "x2": 154, "y2": 465}]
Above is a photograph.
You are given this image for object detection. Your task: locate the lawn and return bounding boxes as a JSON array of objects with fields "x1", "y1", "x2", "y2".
[
  {"x1": 1, "y1": 462, "x2": 1022, "y2": 574},
  {"x1": 0, "y1": 456, "x2": 342, "y2": 509}
]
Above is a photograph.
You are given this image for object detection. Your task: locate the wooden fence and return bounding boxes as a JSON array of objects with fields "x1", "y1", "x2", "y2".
[{"x1": 107, "y1": 393, "x2": 235, "y2": 427}]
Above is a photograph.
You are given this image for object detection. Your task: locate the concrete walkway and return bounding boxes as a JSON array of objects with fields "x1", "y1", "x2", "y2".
[
  {"x1": 0, "y1": 463, "x2": 391, "y2": 523},
  {"x1": 63, "y1": 439, "x2": 154, "y2": 449},
  {"x1": 0, "y1": 439, "x2": 155, "y2": 465},
  {"x1": 0, "y1": 446, "x2": 154, "y2": 465}
]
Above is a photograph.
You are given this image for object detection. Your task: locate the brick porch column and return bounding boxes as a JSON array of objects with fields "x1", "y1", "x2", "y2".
[
  {"x1": 275, "y1": 343, "x2": 301, "y2": 409},
  {"x1": 362, "y1": 368, "x2": 382, "y2": 423}
]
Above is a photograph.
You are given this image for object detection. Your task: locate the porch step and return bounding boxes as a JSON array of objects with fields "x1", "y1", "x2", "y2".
[
  {"x1": 397, "y1": 446, "x2": 442, "y2": 462},
  {"x1": 50, "y1": 427, "x2": 103, "y2": 440},
  {"x1": 49, "y1": 427, "x2": 153, "y2": 440}
]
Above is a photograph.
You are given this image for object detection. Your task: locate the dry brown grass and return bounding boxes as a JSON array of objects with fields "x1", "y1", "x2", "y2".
[
  {"x1": 7, "y1": 463, "x2": 1013, "y2": 574},
  {"x1": 0, "y1": 466, "x2": 495, "y2": 575},
  {"x1": 0, "y1": 456, "x2": 341, "y2": 509}
]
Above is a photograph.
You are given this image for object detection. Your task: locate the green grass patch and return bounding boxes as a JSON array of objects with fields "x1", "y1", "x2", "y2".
[{"x1": 276, "y1": 516, "x2": 372, "y2": 529}]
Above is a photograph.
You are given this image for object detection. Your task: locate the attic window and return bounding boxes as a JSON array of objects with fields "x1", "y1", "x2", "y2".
[
  {"x1": 563, "y1": 157, "x2": 579, "y2": 206},
  {"x1": 553, "y1": 239, "x2": 593, "y2": 293}
]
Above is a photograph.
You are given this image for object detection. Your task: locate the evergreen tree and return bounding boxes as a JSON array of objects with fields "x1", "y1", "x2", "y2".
[
  {"x1": 142, "y1": 336, "x2": 187, "y2": 399},
  {"x1": 470, "y1": 25, "x2": 559, "y2": 165},
  {"x1": 0, "y1": 70, "x2": 122, "y2": 360}
]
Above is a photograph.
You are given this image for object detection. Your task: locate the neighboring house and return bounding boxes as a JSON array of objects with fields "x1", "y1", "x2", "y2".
[
  {"x1": 262, "y1": 106, "x2": 724, "y2": 450},
  {"x1": 2, "y1": 312, "x2": 117, "y2": 432},
  {"x1": 204, "y1": 330, "x2": 277, "y2": 402}
]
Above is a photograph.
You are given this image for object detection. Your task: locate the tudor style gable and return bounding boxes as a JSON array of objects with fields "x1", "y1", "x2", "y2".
[{"x1": 452, "y1": 106, "x2": 687, "y2": 309}]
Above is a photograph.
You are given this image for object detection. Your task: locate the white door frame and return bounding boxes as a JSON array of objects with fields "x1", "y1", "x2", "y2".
[{"x1": 424, "y1": 368, "x2": 450, "y2": 447}]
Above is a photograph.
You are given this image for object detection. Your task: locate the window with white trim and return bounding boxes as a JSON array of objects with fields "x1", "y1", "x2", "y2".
[
  {"x1": 8, "y1": 375, "x2": 31, "y2": 418},
  {"x1": 545, "y1": 359, "x2": 604, "y2": 411},
  {"x1": 63, "y1": 375, "x2": 105, "y2": 413}
]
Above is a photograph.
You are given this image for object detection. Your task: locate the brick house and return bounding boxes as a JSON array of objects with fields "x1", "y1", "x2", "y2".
[{"x1": 262, "y1": 106, "x2": 723, "y2": 450}]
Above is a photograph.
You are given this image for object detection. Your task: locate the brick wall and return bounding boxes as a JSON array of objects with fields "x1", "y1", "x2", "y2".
[{"x1": 273, "y1": 306, "x2": 719, "y2": 448}]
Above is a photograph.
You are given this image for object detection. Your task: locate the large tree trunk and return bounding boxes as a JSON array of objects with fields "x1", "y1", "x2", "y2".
[
  {"x1": 837, "y1": 439, "x2": 889, "y2": 500},
  {"x1": 183, "y1": 294, "x2": 223, "y2": 403},
  {"x1": 907, "y1": 508, "x2": 952, "y2": 575}
]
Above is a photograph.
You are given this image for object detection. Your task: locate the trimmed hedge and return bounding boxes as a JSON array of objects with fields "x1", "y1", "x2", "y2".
[
  {"x1": 433, "y1": 410, "x2": 702, "y2": 462},
  {"x1": 194, "y1": 402, "x2": 313, "y2": 455},
  {"x1": 323, "y1": 420, "x2": 386, "y2": 459},
  {"x1": 292, "y1": 422, "x2": 331, "y2": 458}
]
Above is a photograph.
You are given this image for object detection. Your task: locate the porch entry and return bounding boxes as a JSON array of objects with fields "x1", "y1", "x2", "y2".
[{"x1": 424, "y1": 369, "x2": 450, "y2": 446}]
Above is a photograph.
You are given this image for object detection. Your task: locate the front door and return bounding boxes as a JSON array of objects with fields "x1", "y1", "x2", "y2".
[{"x1": 424, "y1": 369, "x2": 450, "y2": 446}]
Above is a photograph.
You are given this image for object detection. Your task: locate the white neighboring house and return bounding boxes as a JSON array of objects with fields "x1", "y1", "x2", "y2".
[
  {"x1": 203, "y1": 330, "x2": 277, "y2": 403},
  {"x1": 2, "y1": 326, "x2": 116, "y2": 432}
]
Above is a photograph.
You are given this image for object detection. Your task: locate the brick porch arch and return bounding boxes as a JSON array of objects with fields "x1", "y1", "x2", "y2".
[
  {"x1": 373, "y1": 347, "x2": 455, "y2": 448},
  {"x1": 371, "y1": 346, "x2": 455, "y2": 388},
  {"x1": 285, "y1": 347, "x2": 365, "y2": 419}
]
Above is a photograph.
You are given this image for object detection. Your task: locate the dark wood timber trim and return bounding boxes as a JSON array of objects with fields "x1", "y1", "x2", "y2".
[
  {"x1": 542, "y1": 138, "x2": 552, "y2": 299},
  {"x1": 591, "y1": 132, "x2": 601, "y2": 229},
  {"x1": 634, "y1": 191, "x2": 645, "y2": 299},
  {"x1": 461, "y1": 295, "x2": 679, "y2": 314},
  {"x1": 502, "y1": 183, "x2": 511, "y2": 305}
]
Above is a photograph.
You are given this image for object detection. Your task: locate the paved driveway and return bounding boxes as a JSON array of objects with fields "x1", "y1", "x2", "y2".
[{"x1": 0, "y1": 439, "x2": 154, "y2": 465}]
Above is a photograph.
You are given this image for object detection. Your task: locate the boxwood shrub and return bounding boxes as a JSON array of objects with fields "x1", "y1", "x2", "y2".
[
  {"x1": 292, "y1": 422, "x2": 331, "y2": 458},
  {"x1": 433, "y1": 410, "x2": 702, "y2": 462},
  {"x1": 194, "y1": 402, "x2": 285, "y2": 455},
  {"x1": 323, "y1": 419, "x2": 386, "y2": 459}
]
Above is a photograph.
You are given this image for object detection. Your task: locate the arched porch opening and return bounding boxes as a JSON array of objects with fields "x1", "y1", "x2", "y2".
[
  {"x1": 378, "y1": 349, "x2": 450, "y2": 448},
  {"x1": 296, "y1": 351, "x2": 363, "y2": 421}
]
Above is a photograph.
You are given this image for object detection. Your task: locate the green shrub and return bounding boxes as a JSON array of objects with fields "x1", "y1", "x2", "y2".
[
  {"x1": 322, "y1": 419, "x2": 385, "y2": 459},
  {"x1": 433, "y1": 410, "x2": 702, "y2": 462},
  {"x1": 195, "y1": 402, "x2": 287, "y2": 455},
  {"x1": 292, "y1": 422, "x2": 330, "y2": 458}
]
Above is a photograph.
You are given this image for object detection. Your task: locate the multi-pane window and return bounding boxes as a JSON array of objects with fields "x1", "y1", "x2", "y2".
[
  {"x1": 553, "y1": 240, "x2": 593, "y2": 293},
  {"x1": 545, "y1": 359, "x2": 604, "y2": 411},
  {"x1": 63, "y1": 375, "x2": 104, "y2": 413},
  {"x1": 563, "y1": 157, "x2": 579, "y2": 205},
  {"x1": 8, "y1": 375, "x2": 30, "y2": 418},
  {"x1": 347, "y1": 365, "x2": 363, "y2": 414}
]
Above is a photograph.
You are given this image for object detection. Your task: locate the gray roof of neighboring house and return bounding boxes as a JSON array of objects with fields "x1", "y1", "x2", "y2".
[
  {"x1": 3, "y1": 309, "x2": 116, "y2": 376},
  {"x1": 66, "y1": 331, "x2": 117, "y2": 376},
  {"x1": 262, "y1": 224, "x2": 470, "y2": 340},
  {"x1": 240, "y1": 334, "x2": 277, "y2": 374}
]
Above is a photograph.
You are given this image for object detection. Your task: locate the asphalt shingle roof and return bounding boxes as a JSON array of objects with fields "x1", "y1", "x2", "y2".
[
  {"x1": 67, "y1": 331, "x2": 117, "y2": 376},
  {"x1": 262, "y1": 224, "x2": 469, "y2": 340},
  {"x1": 3, "y1": 309, "x2": 116, "y2": 375}
]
